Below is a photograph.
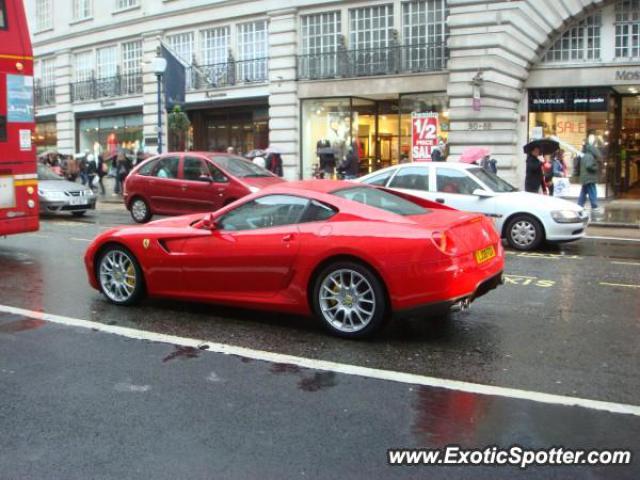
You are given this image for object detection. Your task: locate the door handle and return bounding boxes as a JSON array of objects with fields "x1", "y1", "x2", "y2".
[
  {"x1": 282, "y1": 234, "x2": 294, "y2": 242},
  {"x1": 436, "y1": 198, "x2": 445, "y2": 204},
  {"x1": 181, "y1": 184, "x2": 188, "y2": 191}
]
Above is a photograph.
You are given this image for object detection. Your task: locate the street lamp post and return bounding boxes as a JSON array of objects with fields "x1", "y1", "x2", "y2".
[{"x1": 152, "y1": 55, "x2": 167, "y2": 154}]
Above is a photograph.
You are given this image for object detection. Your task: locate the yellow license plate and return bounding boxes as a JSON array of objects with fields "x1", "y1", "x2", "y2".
[{"x1": 475, "y1": 245, "x2": 496, "y2": 264}]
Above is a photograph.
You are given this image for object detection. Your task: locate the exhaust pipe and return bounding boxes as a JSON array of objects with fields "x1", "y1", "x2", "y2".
[{"x1": 450, "y1": 298, "x2": 471, "y2": 312}]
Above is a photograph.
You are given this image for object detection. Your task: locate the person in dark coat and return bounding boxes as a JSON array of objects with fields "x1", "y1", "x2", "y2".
[
  {"x1": 524, "y1": 146, "x2": 544, "y2": 193},
  {"x1": 338, "y1": 143, "x2": 360, "y2": 179},
  {"x1": 266, "y1": 152, "x2": 283, "y2": 177}
]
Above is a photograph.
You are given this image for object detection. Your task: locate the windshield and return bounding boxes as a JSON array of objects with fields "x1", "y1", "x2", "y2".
[
  {"x1": 37, "y1": 164, "x2": 64, "y2": 181},
  {"x1": 469, "y1": 167, "x2": 517, "y2": 193},
  {"x1": 209, "y1": 155, "x2": 272, "y2": 178},
  {"x1": 332, "y1": 187, "x2": 427, "y2": 216}
]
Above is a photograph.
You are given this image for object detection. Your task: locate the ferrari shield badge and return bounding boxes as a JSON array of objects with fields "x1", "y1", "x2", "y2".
[{"x1": 143, "y1": 239, "x2": 150, "y2": 250}]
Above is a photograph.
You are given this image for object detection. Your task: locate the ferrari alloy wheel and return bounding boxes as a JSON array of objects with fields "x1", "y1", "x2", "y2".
[
  {"x1": 98, "y1": 246, "x2": 144, "y2": 305},
  {"x1": 130, "y1": 197, "x2": 152, "y2": 223},
  {"x1": 506, "y1": 214, "x2": 543, "y2": 251},
  {"x1": 312, "y1": 262, "x2": 387, "y2": 339}
]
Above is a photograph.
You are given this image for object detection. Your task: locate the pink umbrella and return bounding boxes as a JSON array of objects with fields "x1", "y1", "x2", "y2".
[{"x1": 459, "y1": 147, "x2": 490, "y2": 164}]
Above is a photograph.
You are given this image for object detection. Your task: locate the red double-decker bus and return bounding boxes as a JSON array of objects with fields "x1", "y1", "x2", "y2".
[{"x1": 0, "y1": 0, "x2": 38, "y2": 236}]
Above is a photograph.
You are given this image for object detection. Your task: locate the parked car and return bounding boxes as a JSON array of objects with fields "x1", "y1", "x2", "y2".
[
  {"x1": 358, "y1": 162, "x2": 589, "y2": 251},
  {"x1": 123, "y1": 152, "x2": 285, "y2": 223},
  {"x1": 37, "y1": 164, "x2": 96, "y2": 217},
  {"x1": 85, "y1": 180, "x2": 504, "y2": 339}
]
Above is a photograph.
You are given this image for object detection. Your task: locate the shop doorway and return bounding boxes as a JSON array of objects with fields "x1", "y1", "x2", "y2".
[{"x1": 619, "y1": 89, "x2": 640, "y2": 196}]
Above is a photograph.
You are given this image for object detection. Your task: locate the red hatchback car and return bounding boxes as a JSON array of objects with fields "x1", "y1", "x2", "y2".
[{"x1": 123, "y1": 152, "x2": 284, "y2": 223}]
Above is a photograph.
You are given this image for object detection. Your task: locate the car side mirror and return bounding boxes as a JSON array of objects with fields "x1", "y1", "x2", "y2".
[
  {"x1": 200, "y1": 213, "x2": 218, "y2": 231},
  {"x1": 199, "y1": 175, "x2": 213, "y2": 183},
  {"x1": 473, "y1": 188, "x2": 494, "y2": 198}
]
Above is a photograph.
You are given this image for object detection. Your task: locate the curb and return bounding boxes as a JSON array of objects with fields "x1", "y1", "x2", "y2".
[{"x1": 589, "y1": 222, "x2": 640, "y2": 229}]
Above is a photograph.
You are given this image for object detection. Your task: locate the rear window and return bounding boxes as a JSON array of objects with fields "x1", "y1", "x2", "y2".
[{"x1": 332, "y1": 187, "x2": 427, "y2": 216}]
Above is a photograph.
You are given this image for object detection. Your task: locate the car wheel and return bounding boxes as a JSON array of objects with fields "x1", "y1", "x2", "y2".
[
  {"x1": 506, "y1": 214, "x2": 544, "y2": 251},
  {"x1": 130, "y1": 197, "x2": 152, "y2": 223},
  {"x1": 97, "y1": 245, "x2": 144, "y2": 305},
  {"x1": 312, "y1": 261, "x2": 387, "y2": 339},
  {"x1": 71, "y1": 211, "x2": 86, "y2": 217}
]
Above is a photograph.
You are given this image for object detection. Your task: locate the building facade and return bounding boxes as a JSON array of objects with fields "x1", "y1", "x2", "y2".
[{"x1": 26, "y1": 0, "x2": 640, "y2": 194}]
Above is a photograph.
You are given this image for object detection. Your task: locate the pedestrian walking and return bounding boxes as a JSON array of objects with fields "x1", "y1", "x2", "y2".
[
  {"x1": 337, "y1": 143, "x2": 360, "y2": 180},
  {"x1": 85, "y1": 154, "x2": 98, "y2": 191},
  {"x1": 524, "y1": 146, "x2": 544, "y2": 193},
  {"x1": 97, "y1": 154, "x2": 107, "y2": 195},
  {"x1": 577, "y1": 141, "x2": 601, "y2": 210},
  {"x1": 114, "y1": 152, "x2": 132, "y2": 195}
]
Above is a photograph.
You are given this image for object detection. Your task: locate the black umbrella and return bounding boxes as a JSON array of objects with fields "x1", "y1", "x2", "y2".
[{"x1": 523, "y1": 138, "x2": 559, "y2": 155}]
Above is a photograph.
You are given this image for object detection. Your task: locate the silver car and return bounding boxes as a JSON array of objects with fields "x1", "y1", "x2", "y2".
[{"x1": 38, "y1": 164, "x2": 97, "y2": 217}]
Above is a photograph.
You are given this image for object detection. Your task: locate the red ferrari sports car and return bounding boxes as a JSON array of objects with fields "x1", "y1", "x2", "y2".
[{"x1": 84, "y1": 181, "x2": 504, "y2": 338}]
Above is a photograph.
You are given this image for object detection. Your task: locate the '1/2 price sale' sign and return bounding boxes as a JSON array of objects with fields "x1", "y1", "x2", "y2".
[{"x1": 412, "y1": 112, "x2": 439, "y2": 161}]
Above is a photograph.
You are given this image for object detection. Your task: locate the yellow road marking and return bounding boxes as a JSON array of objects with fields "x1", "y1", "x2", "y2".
[{"x1": 600, "y1": 282, "x2": 640, "y2": 289}]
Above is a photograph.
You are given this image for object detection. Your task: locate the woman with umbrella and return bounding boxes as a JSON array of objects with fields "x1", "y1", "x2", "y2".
[{"x1": 523, "y1": 139, "x2": 559, "y2": 194}]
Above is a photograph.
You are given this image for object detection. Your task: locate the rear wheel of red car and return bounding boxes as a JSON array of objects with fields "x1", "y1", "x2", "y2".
[
  {"x1": 130, "y1": 197, "x2": 152, "y2": 223},
  {"x1": 506, "y1": 214, "x2": 544, "y2": 251},
  {"x1": 97, "y1": 245, "x2": 144, "y2": 306},
  {"x1": 312, "y1": 261, "x2": 387, "y2": 339}
]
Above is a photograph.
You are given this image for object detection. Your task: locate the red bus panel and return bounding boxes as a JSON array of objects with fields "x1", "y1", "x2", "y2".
[{"x1": 0, "y1": 0, "x2": 38, "y2": 236}]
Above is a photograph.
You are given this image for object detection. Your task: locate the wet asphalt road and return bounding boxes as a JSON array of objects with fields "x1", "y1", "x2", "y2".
[{"x1": 0, "y1": 207, "x2": 639, "y2": 478}]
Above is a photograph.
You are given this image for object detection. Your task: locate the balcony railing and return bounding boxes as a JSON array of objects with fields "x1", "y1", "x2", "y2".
[
  {"x1": 35, "y1": 83, "x2": 56, "y2": 107},
  {"x1": 187, "y1": 58, "x2": 269, "y2": 91},
  {"x1": 297, "y1": 43, "x2": 448, "y2": 80},
  {"x1": 70, "y1": 72, "x2": 143, "y2": 102}
]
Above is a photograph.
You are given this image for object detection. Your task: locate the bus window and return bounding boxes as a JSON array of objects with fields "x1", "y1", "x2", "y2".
[
  {"x1": 0, "y1": 116, "x2": 6, "y2": 142},
  {"x1": 0, "y1": 0, "x2": 5, "y2": 29}
]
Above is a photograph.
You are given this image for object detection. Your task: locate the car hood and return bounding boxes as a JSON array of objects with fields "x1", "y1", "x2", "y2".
[
  {"x1": 38, "y1": 179, "x2": 90, "y2": 193},
  {"x1": 495, "y1": 191, "x2": 583, "y2": 212},
  {"x1": 239, "y1": 176, "x2": 285, "y2": 189}
]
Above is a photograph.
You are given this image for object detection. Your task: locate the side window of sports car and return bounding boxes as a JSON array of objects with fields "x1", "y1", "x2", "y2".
[
  {"x1": 300, "y1": 200, "x2": 337, "y2": 223},
  {"x1": 388, "y1": 167, "x2": 429, "y2": 191},
  {"x1": 436, "y1": 168, "x2": 481, "y2": 195},
  {"x1": 218, "y1": 195, "x2": 310, "y2": 231},
  {"x1": 361, "y1": 170, "x2": 393, "y2": 187}
]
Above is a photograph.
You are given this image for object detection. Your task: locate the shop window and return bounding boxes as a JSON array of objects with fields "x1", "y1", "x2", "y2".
[
  {"x1": 389, "y1": 166, "x2": 430, "y2": 191},
  {"x1": 543, "y1": 13, "x2": 601, "y2": 63},
  {"x1": 615, "y1": 0, "x2": 640, "y2": 58}
]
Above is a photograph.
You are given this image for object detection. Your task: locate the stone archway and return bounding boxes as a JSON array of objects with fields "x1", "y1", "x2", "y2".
[{"x1": 445, "y1": 0, "x2": 616, "y2": 182}]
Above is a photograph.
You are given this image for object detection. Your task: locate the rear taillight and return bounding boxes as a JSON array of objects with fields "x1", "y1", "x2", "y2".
[{"x1": 431, "y1": 231, "x2": 456, "y2": 255}]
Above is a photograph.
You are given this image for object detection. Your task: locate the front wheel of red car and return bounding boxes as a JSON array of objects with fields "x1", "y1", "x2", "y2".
[
  {"x1": 130, "y1": 197, "x2": 152, "y2": 223},
  {"x1": 312, "y1": 261, "x2": 387, "y2": 339},
  {"x1": 97, "y1": 245, "x2": 145, "y2": 306}
]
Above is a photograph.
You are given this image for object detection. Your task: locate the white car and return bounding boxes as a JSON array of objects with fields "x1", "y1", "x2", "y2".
[{"x1": 357, "y1": 162, "x2": 589, "y2": 251}]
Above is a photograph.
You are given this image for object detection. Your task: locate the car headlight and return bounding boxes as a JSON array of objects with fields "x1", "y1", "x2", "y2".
[{"x1": 551, "y1": 210, "x2": 581, "y2": 223}]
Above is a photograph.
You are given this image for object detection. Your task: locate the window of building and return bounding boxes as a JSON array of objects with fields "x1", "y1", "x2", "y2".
[
  {"x1": 302, "y1": 12, "x2": 341, "y2": 54},
  {"x1": 73, "y1": 0, "x2": 92, "y2": 20},
  {"x1": 237, "y1": 20, "x2": 268, "y2": 81},
  {"x1": 349, "y1": 5, "x2": 394, "y2": 75},
  {"x1": 166, "y1": 32, "x2": 194, "y2": 64},
  {"x1": 300, "y1": 12, "x2": 341, "y2": 79},
  {"x1": 97, "y1": 46, "x2": 118, "y2": 79},
  {"x1": 402, "y1": 0, "x2": 448, "y2": 70},
  {"x1": 122, "y1": 40, "x2": 142, "y2": 93},
  {"x1": 115, "y1": 0, "x2": 138, "y2": 10},
  {"x1": 36, "y1": 0, "x2": 53, "y2": 31},
  {"x1": 349, "y1": 5, "x2": 394, "y2": 50},
  {"x1": 38, "y1": 57, "x2": 56, "y2": 86},
  {"x1": 0, "y1": 0, "x2": 6, "y2": 29},
  {"x1": 615, "y1": 0, "x2": 640, "y2": 58},
  {"x1": 74, "y1": 51, "x2": 94, "y2": 82},
  {"x1": 544, "y1": 13, "x2": 601, "y2": 62},
  {"x1": 201, "y1": 27, "x2": 230, "y2": 65}
]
